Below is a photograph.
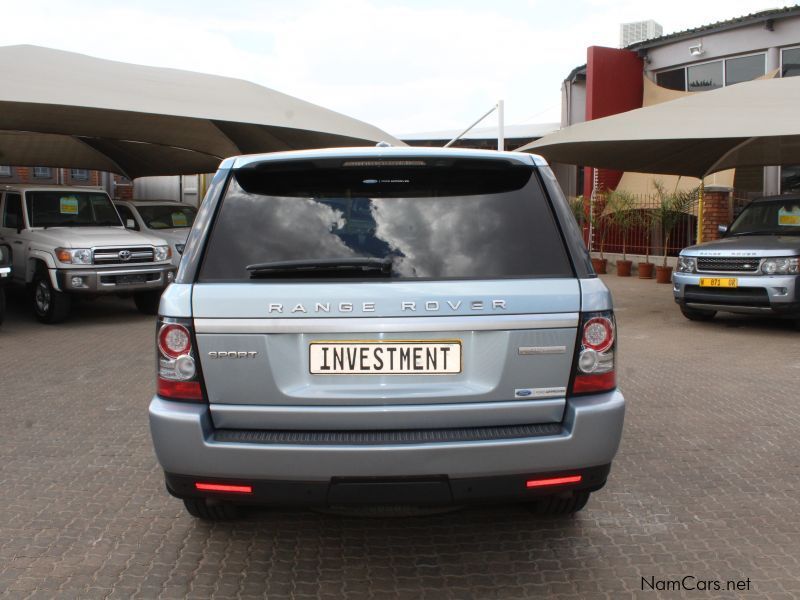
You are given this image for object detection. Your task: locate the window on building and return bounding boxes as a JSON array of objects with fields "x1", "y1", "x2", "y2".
[
  {"x1": 71, "y1": 169, "x2": 89, "y2": 181},
  {"x1": 726, "y1": 54, "x2": 766, "y2": 85},
  {"x1": 32, "y1": 167, "x2": 52, "y2": 179},
  {"x1": 780, "y1": 165, "x2": 800, "y2": 193},
  {"x1": 687, "y1": 61, "x2": 723, "y2": 91},
  {"x1": 656, "y1": 68, "x2": 686, "y2": 91},
  {"x1": 0, "y1": 166, "x2": 11, "y2": 177},
  {"x1": 782, "y1": 47, "x2": 800, "y2": 77}
]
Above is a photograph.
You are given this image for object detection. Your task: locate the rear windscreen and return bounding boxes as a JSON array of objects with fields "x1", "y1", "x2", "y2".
[{"x1": 198, "y1": 159, "x2": 573, "y2": 281}]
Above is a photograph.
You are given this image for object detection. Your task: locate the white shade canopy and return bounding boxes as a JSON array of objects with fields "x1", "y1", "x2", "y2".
[
  {"x1": 0, "y1": 45, "x2": 403, "y2": 178},
  {"x1": 518, "y1": 75, "x2": 800, "y2": 178}
]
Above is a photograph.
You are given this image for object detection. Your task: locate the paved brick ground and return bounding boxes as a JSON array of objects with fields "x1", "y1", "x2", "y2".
[{"x1": 1, "y1": 277, "x2": 799, "y2": 599}]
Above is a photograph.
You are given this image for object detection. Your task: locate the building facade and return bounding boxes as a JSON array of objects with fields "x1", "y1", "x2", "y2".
[
  {"x1": 559, "y1": 6, "x2": 800, "y2": 201},
  {"x1": 620, "y1": 20, "x2": 663, "y2": 48},
  {"x1": 0, "y1": 166, "x2": 133, "y2": 199}
]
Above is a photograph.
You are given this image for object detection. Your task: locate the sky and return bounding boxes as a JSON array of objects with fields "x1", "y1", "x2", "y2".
[{"x1": 2, "y1": 0, "x2": 794, "y2": 136}]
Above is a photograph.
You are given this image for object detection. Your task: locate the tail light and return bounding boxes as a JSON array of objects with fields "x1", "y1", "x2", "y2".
[
  {"x1": 569, "y1": 311, "x2": 616, "y2": 395},
  {"x1": 156, "y1": 317, "x2": 205, "y2": 401}
]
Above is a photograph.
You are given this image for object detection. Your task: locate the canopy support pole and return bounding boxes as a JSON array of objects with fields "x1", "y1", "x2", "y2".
[{"x1": 696, "y1": 181, "x2": 705, "y2": 244}]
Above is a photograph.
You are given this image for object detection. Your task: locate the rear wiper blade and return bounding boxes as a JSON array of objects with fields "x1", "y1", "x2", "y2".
[{"x1": 247, "y1": 257, "x2": 393, "y2": 277}]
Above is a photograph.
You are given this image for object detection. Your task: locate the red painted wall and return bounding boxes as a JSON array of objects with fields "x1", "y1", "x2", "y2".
[{"x1": 582, "y1": 46, "x2": 644, "y2": 198}]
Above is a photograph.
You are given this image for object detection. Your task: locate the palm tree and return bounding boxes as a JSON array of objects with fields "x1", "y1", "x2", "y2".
[
  {"x1": 604, "y1": 190, "x2": 638, "y2": 262},
  {"x1": 652, "y1": 181, "x2": 697, "y2": 267}
]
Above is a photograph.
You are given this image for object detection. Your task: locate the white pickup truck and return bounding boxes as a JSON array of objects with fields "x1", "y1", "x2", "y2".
[{"x1": 0, "y1": 184, "x2": 177, "y2": 323}]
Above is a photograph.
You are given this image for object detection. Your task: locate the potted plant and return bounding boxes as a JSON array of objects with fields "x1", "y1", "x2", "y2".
[
  {"x1": 636, "y1": 208, "x2": 655, "y2": 279},
  {"x1": 604, "y1": 190, "x2": 637, "y2": 276},
  {"x1": 588, "y1": 195, "x2": 608, "y2": 274},
  {"x1": 652, "y1": 181, "x2": 697, "y2": 284},
  {"x1": 568, "y1": 195, "x2": 588, "y2": 231},
  {"x1": 570, "y1": 195, "x2": 607, "y2": 273}
]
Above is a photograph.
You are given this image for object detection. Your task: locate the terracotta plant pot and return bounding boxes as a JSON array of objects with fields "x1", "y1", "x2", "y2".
[
  {"x1": 591, "y1": 257, "x2": 607, "y2": 274},
  {"x1": 655, "y1": 265, "x2": 673, "y2": 284},
  {"x1": 616, "y1": 259, "x2": 632, "y2": 277},
  {"x1": 638, "y1": 262, "x2": 655, "y2": 279}
]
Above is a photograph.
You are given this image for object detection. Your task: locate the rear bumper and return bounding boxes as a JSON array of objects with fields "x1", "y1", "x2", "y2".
[
  {"x1": 148, "y1": 390, "x2": 625, "y2": 501},
  {"x1": 164, "y1": 464, "x2": 612, "y2": 506},
  {"x1": 673, "y1": 272, "x2": 800, "y2": 315}
]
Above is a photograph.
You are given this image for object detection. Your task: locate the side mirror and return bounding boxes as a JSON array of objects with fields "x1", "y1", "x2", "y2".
[
  {"x1": 126, "y1": 219, "x2": 136, "y2": 229},
  {"x1": 717, "y1": 224, "x2": 728, "y2": 235}
]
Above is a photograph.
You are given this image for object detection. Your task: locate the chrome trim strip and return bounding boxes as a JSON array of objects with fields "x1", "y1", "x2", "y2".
[
  {"x1": 194, "y1": 313, "x2": 579, "y2": 334},
  {"x1": 686, "y1": 302, "x2": 774, "y2": 314}
]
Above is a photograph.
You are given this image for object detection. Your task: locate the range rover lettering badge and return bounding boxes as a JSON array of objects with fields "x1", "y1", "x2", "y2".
[
  {"x1": 268, "y1": 300, "x2": 508, "y2": 313},
  {"x1": 208, "y1": 351, "x2": 259, "y2": 359}
]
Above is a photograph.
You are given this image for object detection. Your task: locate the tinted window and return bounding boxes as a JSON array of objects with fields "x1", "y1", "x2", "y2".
[
  {"x1": 115, "y1": 204, "x2": 139, "y2": 229},
  {"x1": 687, "y1": 61, "x2": 722, "y2": 91},
  {"x1": 729, "y1": 199, "x2": 800, "y2": 235},
  {"x1": 199, "y1": 160, "x2": 572, "y2": 281},
  {"x1": 726, "y1": 54, "x2": 765, "y2": 85},
  {"x1": 26, "y1": 192, "x2": 122, "y2": 227},
  {"x1": 656, "y1": 68, "x2": 686, "y2": 91},
  {"x1": 3, "y1": 193, "x2": 23, "y2": 229},
  {"x1": 136, "y1": 204, "x2": 197, "y2": 229}
]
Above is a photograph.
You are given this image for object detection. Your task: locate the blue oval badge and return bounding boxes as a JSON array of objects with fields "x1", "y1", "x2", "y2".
[{"x1": 515, "y1": 389, "x2": 532, "y2": 397}]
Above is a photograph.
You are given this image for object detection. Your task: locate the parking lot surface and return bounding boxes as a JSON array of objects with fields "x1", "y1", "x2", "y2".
[{"x1": 1, "y1": 277, "x2": 799, "y2": 599}]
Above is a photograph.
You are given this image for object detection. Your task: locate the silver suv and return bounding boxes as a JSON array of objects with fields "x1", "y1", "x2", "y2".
[
  {"x1": 149, "y1": 148, "x2": 625, "y2": 520},
  {"x1": 674, "y1": 194, "x2": 800, "y2": 324}
]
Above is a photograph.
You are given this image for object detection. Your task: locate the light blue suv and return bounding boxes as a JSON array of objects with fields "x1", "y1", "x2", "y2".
[{"x1": 148, "y1": 147, "x2": 625, "y2": 520}]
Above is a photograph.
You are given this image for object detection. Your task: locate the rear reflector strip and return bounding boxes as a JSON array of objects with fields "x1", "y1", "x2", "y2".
[
  {"x1": 571, "y1": 371, "x2": 616, "y2": 394},
  {"x1": 157, "y1": 379, "x2": 203, "y2": 401},
  {"x1": 525, "y1": 475, "x2": 582, "y2": 488},
  {"x1": 195, "y1": 482, "x2": 253, "y2": 494}
]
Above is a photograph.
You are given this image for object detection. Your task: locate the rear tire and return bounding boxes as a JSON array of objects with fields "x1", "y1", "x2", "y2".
[
  {"x1": 0, "y1": 288, "x2": 5, "y2": 326},
  {"x1": 182, "y1": 498, "x2": 240, "y2": 521},
  {"x1": 32, "y1": 273, "x2": 71, "y2": 324},
  {"x1": 529, "y1": 491, "x2": 591, "y2": 516},
  {"x1": 134, "y1": 290, "x2": 161, "y2": 315},
  {"x1": 680, "y1": 306, "x2": 716, "y2": 321}
]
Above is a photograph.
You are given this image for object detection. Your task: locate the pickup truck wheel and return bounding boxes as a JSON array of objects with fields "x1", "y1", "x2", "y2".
[
  {"x1": 0, "y1": 288, "x2": 5, "y2": 325},
  {"x1": 133, "y1": 290, "x2": 161, "y2": 315},
  {"x1": 183, "y1": 499, "x2": 239, "y2": 521},
  {"x1": 33, "y1": 274, "x2": 71, "y2": 324},
  {"x1": 680, "y1": 306, "x2": 716, "y2": 321},
  {"x1": 529, "y1": 491, "x2": 590, "y2": 516}
]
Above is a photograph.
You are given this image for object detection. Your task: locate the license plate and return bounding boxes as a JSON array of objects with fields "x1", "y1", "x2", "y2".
[
  {"x1": 699, "y1": 277, "x2": 738, "y2": 288},
  {"x1": 116, "y1": 274, "x2": 148, "y2": 285},
  {"x1": 309, "y1": 341, "x2": 462, "y2": 375}
]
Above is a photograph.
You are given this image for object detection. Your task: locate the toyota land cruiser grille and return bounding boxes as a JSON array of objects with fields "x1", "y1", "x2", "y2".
[
  {"x1": 696, "y1": 257, "x2": 760, "y2": 273},
  {"x1": 94, "y1": 247, "x2": 155, "y2": 264}
]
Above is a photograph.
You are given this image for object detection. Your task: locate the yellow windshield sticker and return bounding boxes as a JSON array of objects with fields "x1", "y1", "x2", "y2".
[
  {"x1": 60, "y1": 196, "x2": 79, "y2": 214},
  {"x1": 778, "y1": 206, "x2": 800, "y2": 226},
  {"x1": 171, "y1": 212, "x2": 188, "y2": 227}
]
